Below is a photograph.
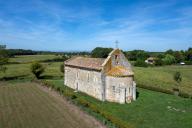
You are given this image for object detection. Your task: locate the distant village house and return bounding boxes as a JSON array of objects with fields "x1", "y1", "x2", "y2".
[{"x1": 145, "y1": 57, "x2": 156, "y2": 64}]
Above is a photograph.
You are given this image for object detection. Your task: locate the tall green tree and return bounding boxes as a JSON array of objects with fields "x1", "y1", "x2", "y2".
[
  {"x1": 173, "y1": 51, "x2": 185, "y2": 63},
  {"x1": 0, "y1": 45, "x2": 9, "y2": 73},
  {"x1": 162, "y1": 54, "x2": 176, "y2": 65},
  {"x1": 91, "y1": 47, "x2": 113, "y2": 58},
  {"x1": 126, "y1": 50, "x2": 149, "y2": 61},
  {"x1": 31, "y1": 62, "x2": 45, "y2": 79}
]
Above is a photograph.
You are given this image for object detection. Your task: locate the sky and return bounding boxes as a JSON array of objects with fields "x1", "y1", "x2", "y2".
[{"x1": 0, "y1": 0, "x2": 192, "y2": 52}]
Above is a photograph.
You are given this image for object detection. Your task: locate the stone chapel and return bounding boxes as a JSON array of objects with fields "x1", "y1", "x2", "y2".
[{"x1": 64, "y1": 48, "x2": 136, "y2": 104}]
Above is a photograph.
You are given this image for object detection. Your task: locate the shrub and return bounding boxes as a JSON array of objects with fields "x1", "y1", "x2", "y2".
[
  {"x1": 76, "y1": 98, "x2": 90, "y2": 107},
  {"x1": 134, "y1": 59, "x2": 148, "y2": 67},
  {"x1": 174, "y1": 72, "x2": 182, "y2": 85},
  {"x1": 71, "y1": 94, "x2": 77, "y2": 99},
  {"x1": 155, "y1": 58, "x2": 164, "y2": 66},
  {"x1": 31, "y1": 62, "x2": 45, "y2": 79},
  {"x1": 60, "y1": 63, "x2": 64, "y2": 73}
]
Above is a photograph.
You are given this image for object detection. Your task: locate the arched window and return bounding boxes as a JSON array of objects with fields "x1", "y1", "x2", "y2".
[{"x1": 115, "y1": 55, "x2": 119, "y2": 65}]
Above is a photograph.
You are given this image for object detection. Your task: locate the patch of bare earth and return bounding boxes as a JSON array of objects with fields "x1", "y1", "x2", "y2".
[{"x1": 36, "y1": 83, "x2": 106, "y2": 128}]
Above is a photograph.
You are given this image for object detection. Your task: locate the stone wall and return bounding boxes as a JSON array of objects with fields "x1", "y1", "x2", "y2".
[
  {"x1": 105, "y1": 76, "x2": 134, "y2": 104},
  {"x1": 65, "y1": 66, "x2": 104, "y2": 100}
]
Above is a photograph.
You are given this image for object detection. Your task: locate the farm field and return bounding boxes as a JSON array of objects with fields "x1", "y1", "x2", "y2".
[
  {"x1": 0, "y1": 82, "x2": 105, "y2": 128},
  {"x1": 9, "y1": 54, "x2": 59, "y2": 63},
  {"x1": 0, "y1": 55, "x2": 192, "y2": 128},
  {"x1": 0, "y1": 62, "x2": 63, "y2": 80},
  {"x1": 1, "y1": 54, "x2": 192, "y2": 95}
]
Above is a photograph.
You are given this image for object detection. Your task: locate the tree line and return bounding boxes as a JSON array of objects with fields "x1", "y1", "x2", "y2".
[{"x1": 91, "y1": 47, "x2": 192, "y2": 67}]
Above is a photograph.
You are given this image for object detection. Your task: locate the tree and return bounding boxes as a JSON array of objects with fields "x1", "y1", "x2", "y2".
[
  {"x1": 134, "y1": 59, "x2": 148, "y2": 67},
  {"x1": 173, "y1": 51, "x2": 184, "y2": 63},
  {"x1": 186, "y1": 48, "x2": 192, "y2": 61},
  {"x1": 60, "y1": 63, "x2": 64, "y2": 73},
  {"x1": 0, "y1": 45, "x2": 9, "y2": 73},
  {"x1": 91, "y1": 47, "x2": 113, "y2": 58},
  {"x1": 31, "y1": 62, "x2": 45, "y2": 79},
  {"x1": 126, "y1": 50, "x2": 149, "y2": 61},
  {"x1": 165, "y1": 49, "x2": 174, "y2": 55},
  {"x1": 162, "y1": 54, "x2": 176, "y2": 65},
  {"x1": 174, "y1": 72, "x2": 182, "y2": 84}
]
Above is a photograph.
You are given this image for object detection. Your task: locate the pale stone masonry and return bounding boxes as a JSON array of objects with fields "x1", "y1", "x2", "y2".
[{"x1": 64, "y1": 49, "x2": 136, "y2": 104}]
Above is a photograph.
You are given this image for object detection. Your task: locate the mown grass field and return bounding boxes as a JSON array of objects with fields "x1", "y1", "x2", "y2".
[
  {"x1": 0, "y1": 62, "x2": 63, "y2": 80},
  {"x1": 134, "y1": 65, "x2": 192, "y2": 95},
  {"x1": 9, "y1": 54, "x2": 58, "y2": 63},
  {"x1": 47, "y1": 79, "x2": 192, "y2": 128},
  {"x1": 0, "y1": 82, "x2": 103, "y2": 128}
]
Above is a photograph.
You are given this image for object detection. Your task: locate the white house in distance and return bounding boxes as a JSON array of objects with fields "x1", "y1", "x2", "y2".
[
  {"x1": 145, "y1": 57, "x2": 156, "y2": 64},
  {"x1": 64, "y1": 48, "x2": 136, "y2": 104}
]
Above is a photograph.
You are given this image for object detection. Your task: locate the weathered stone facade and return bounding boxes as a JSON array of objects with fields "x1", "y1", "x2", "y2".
[{"x1": 64, "y1": 49, "x2": 136, "y2": 104}]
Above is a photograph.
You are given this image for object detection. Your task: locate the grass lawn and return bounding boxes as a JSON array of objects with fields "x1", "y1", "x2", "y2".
[
  {"x1": 134, "y1": 65, "x2": 192, "y2": 95},
  {"x1": 0, "y1": 62, "x2": 63, "y2": 80},
  {"x1": 9, "y1": 55, "x2": 59, "y2": 63},
  {"x1": 0, "y1": 82, "x2": 104, "y2": 128},
  {"x1": 49, "y1": 79, "x2": 192, "y2": 128}
]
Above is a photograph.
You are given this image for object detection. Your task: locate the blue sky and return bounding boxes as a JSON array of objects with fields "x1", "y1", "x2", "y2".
[{"x1": 0, "y1": 0, "x2": 192, "y2": 51}]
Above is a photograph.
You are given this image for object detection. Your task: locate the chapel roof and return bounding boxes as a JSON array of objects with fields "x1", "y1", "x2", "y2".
[
  {"x1": 107, "y1": 66, "x2": 134, "y2": 77},
  {"x1": 65, "y1": 56, "x2": 105, "y2": 71}
]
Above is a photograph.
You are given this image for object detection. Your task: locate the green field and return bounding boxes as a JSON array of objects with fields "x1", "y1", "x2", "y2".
[
  {"x1": 0, "y1": 54, "x2": 192, "y2": 128},
  {"x1": 47, "y1": 79, "x2": 192, "y2": 128},
  {"x1": 0, "y1": 62, "x2": 63, "y2": 80},
  {"x1": 134, "y1": 65, "x2": 192, "y2": 95},
  {"x1": 0, "y1": 82, "x2": 104, "y2": 128},
  {"x1": 1, "y1": 55, "x2": 192, "y2": 95},
  {"x1": 9, "y1": 55, "x2": 59, "y2": 63}
]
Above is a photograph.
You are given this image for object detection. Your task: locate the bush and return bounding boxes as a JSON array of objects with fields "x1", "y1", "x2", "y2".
[
  {"x1": 31, "y1": 62, "x2": 45, "y2": 79},
  {"x1": 174, "y1": 71, "x2": 182, "y2": 84},
  {"x1": 71, "y1": 94, "x2": 77, "y2": 99},
  {"x1": 134, "y1": 59, "x2": 148, "y2": 67},
  {"x1": 76, "y1": 97, "x2": 90, "y2": 107},
  {"x1": 155, "y1": 58, "x2": 164, "y2": 66},
  {"x1": 60, "y1": 63, "x2": 64, "y2": 73}
]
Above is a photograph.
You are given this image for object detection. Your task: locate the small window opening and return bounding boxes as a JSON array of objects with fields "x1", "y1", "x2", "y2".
[
  {"x1": 112, "y1": 86, "x2": 115, "y2": 92},
  {"x1": 87, "y1": 73, "x2": 90, "y2": 82},
  {"x1": 76, "y1": 71, "x2": 79, "y2": 78}
]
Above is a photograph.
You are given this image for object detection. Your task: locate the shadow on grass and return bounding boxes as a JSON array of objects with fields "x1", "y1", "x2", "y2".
[
  {"x1": 0, "y1": 75, "x2": 29, "y2": 81},
  {"x1": 136, "y1": 90, "x2": 140, "y2": 99},
  {"x1": 40, "y1": 75, "x2": 55, "y2": 79},
  {"x1": 39, "y1": 75, "x2": 63, "y2": 80}
]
